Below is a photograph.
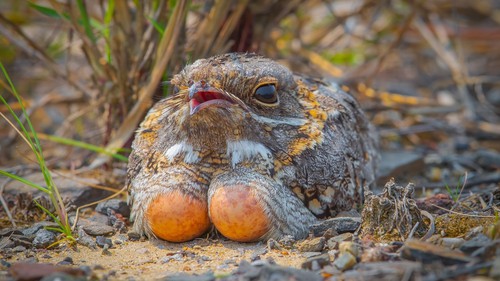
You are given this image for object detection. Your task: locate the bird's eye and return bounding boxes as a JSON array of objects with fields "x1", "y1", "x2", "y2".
[{"x1": 254, "y1": 84, "x2": 278, "y2": 105}]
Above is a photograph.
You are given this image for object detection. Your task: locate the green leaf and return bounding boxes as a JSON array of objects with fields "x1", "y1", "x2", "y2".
[
  {"x1": 28, "y1": 2, "x2": 64, "y2": 19},
  {"x1": 0, "y1": 170, "x2": 49, "y2": 194},
  {"x1": 76, "y1": 0, "x2": 96, "y2": 43},
  {"x1": 36, "y1": 133, "x2": 129, "y2": 162},
  {"x1": 147, "y1": 16, "x2": 165, "y2": 35}
]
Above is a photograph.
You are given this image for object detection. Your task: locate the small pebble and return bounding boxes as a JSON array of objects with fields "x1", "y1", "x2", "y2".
[
  {"x1": 77, "y1": 228, "x2": 97, "y2": 249},
  {"x1": 327, "y1": 250, "x2": 339, "y2": 259},
  {"x1": 101, "y1": 244, "x2": 112, "y2": 256},
  {"x1": 79, "y1": 265, "x2": 92, "y2": 276},
  {"x1": 83, "y1": 223, "x2": 115, "y2": 236},
  {"x1": 224, "y1": 259, "x2": 237, "y2": 265},
  {"x1": 460, "y1": 234, "x2": 491, "y2": 254},
  {"x1": 33, "y1": 229, "x2": 56, "y2": 248},
  {"x1": 96, "y1": 236, "x2": 113, "y2": 248},
  {"x1": 200, "y1": 256, "x2": 211, "y2": 261},
  {"x1": 21, "y1": 257, "x2": 38, "y2": 263},
  {"x1": 171, "y1": 253, "x2": 183, "y2": 261},
  {"x1": 328, "y1": 233, "x2": 353, "y2": 244},
  {"x1": 301, "y1": 253, "x2": 330, "y2": 270},
  {"x1": 440, "y1": 237, "x2": 465, "y2": 249},
  {"x1": 127, "y1": 232, "x2": 141, "y2": 241},
  {"x1": 216, "y1": 264, "x2": 229, "y2": 271},
  {"x1": 57, "y1": 257, "x2": 74, "y2": 265},
  {"x1": 297, "y1": 237, "x2": 325, "y2": 252},
  {"x1": 327, "y1": 240, "x2": 338, "y2": 250},
  {"x1": 302, "y1": 252, "x2": 322, "y2": 258},
  {"x1": 339, "y1": 241, "x2": 360, "y2": 257},
  {"x1": 96, "y1": 199, "x2": 131, "y2": 217},
  {"x1": 250, "y1": 247, "x2": 267, "y2": 261},
  {"x1": 333, "y1": 252, "x2": 357, "y2": 271},
  {"x1": 87, "y1": 213, "x2": 110, "y2": 226},
  {"x1": 12, "y1": 246, "x2": 26, "y2": 253}
]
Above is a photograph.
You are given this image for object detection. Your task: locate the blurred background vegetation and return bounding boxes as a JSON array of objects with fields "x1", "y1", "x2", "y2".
[{"x1": 0, "y1": 0, "x2": 499, "y2": 178}]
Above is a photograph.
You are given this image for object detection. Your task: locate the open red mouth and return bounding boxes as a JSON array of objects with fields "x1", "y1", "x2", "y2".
[{"x1": 189, "y1": 91, "x2": 234, "y2": 115}]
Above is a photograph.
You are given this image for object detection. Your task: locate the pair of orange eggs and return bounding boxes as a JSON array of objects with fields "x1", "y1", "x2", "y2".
[{"x1": 147, "y1": 185, "x2": 269, "y2": 242}]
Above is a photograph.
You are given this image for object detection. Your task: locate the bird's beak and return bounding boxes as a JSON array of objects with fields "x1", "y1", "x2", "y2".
[{"x1": 187, "y1": 81, "x2": 237, "y2": 115}]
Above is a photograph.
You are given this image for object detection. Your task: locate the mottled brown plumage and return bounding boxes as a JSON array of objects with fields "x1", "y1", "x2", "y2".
[{"x1": 127, "y1": 53, "x2": 378, "y2": 242}]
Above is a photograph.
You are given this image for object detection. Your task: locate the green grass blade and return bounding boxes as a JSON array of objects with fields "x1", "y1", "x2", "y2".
[
  {"x1": 36, "y1": 133, "x2": 128, "y2": 162},
  {"x1": 45, "y1": 226, "x2": 66, "y2": 234},
  {"x1": 76, "y1": 0, "x2": 96, "y2": 43},
  {"x1": 1, "y1": 63, "x2": 71, "y2": 239},
  {"x1": 147, "y1": 15, "x2": 165, "y2": 35},
  {"x1": 28, "y1": 2, "x2": 67, "y2": 19},
  {"x1": 0, "y1": 170, "x2": 49, "y2": 193},
  {"x1": 103, "y1": 0, "x2": 115, "y2": 62},
  {"x1": 0, "y1": 63, "x2": 52, "y2": 189},
  {"x1": 33, "y1": 199, "x2": 64, "y2": 228}
]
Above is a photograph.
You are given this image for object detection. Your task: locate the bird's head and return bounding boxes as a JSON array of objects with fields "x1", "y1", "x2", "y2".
[{"x1": 163, "y1": 53, "x2": 310, "y2": 150}]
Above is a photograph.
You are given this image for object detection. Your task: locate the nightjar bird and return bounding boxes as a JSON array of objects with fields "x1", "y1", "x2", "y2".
[{"x1": 127, "y1": 53, "x2": 378, "y2": 242}]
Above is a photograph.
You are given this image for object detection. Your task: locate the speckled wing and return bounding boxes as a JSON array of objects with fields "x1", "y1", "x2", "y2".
[{"x1": 285, "y1": 78, "x2": 378, "y2": 218}]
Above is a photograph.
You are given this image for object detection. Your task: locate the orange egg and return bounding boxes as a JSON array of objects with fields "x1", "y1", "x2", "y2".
[
  {"x1": 146, "y1": 190, "x2": 211, "y2": 242},
  {"x1": 209, "y1": 185, "x2": 270, "y2": 242}
]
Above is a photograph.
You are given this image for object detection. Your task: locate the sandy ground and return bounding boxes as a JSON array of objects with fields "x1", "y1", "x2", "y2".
[{"x1": 4, "y1": 236, "x2": 306, "y2": 280}]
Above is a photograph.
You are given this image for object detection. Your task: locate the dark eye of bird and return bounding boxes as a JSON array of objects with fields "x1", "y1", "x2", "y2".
[{"x1": 254, "y1": 84, "x2": 278, "y2": 104}]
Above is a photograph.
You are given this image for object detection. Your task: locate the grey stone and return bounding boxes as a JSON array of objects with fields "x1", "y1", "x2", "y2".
[
  {"x1": 333, "y1": 252, "x2": 357, "y2": 271},
  {"x1": 12, "y1": 246, "x2": 26, "y2": 252},
  {"x1": 460, "y1": 234, "x2": 492, "y2": 254},
  {"x1": 301, "y1": 253, "x2": 330, "y2": 271},
  {"x1": 327, "y1": 233, "x2": 353, "y2": 246},
  {"x1": 33, "y1": 229, "x2": 56, "y2": 248},
  {"x1": 440, "y1": 237, "x2": 465, "y2": 249},
  {"x1": 87, "y1": 213, "x2": 110, "y2": 226},
  {"x1": 96, "y1": 199, "x2": 131, "y2": 217},
  {"x1": 77, "y1": 227, "x2": 97, "y2": 249},
  {"x1": 301, "y1": 252, "x2": 322, "y2": 258},
  {"x1": 96, "y1": 236, "x2": 113, "y2": 248},
  {"x1": 250, "y1": 247, "x2": 267, "y2": 261},
  {"x1": 22, "y1": 222, "x2": 60, "y2": 236},
  {"x1": 57, "y1": 257, "x2": 74, "y2": 265},
  {"x1": 339, "y1": 241, "x2": 360, "y2": 257},
  {"x1": 82, "y1": 222, "x2": 115, "y2": 236},
  {"x1": 297, "y1": 237, "x2": 325, "y2": 252},
  {"x1": 127, "y1": 231, "x2": 141, "y2": 241},
  {"x1": 309, "y1": 217, "x2": 360, "y2": 237}
]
